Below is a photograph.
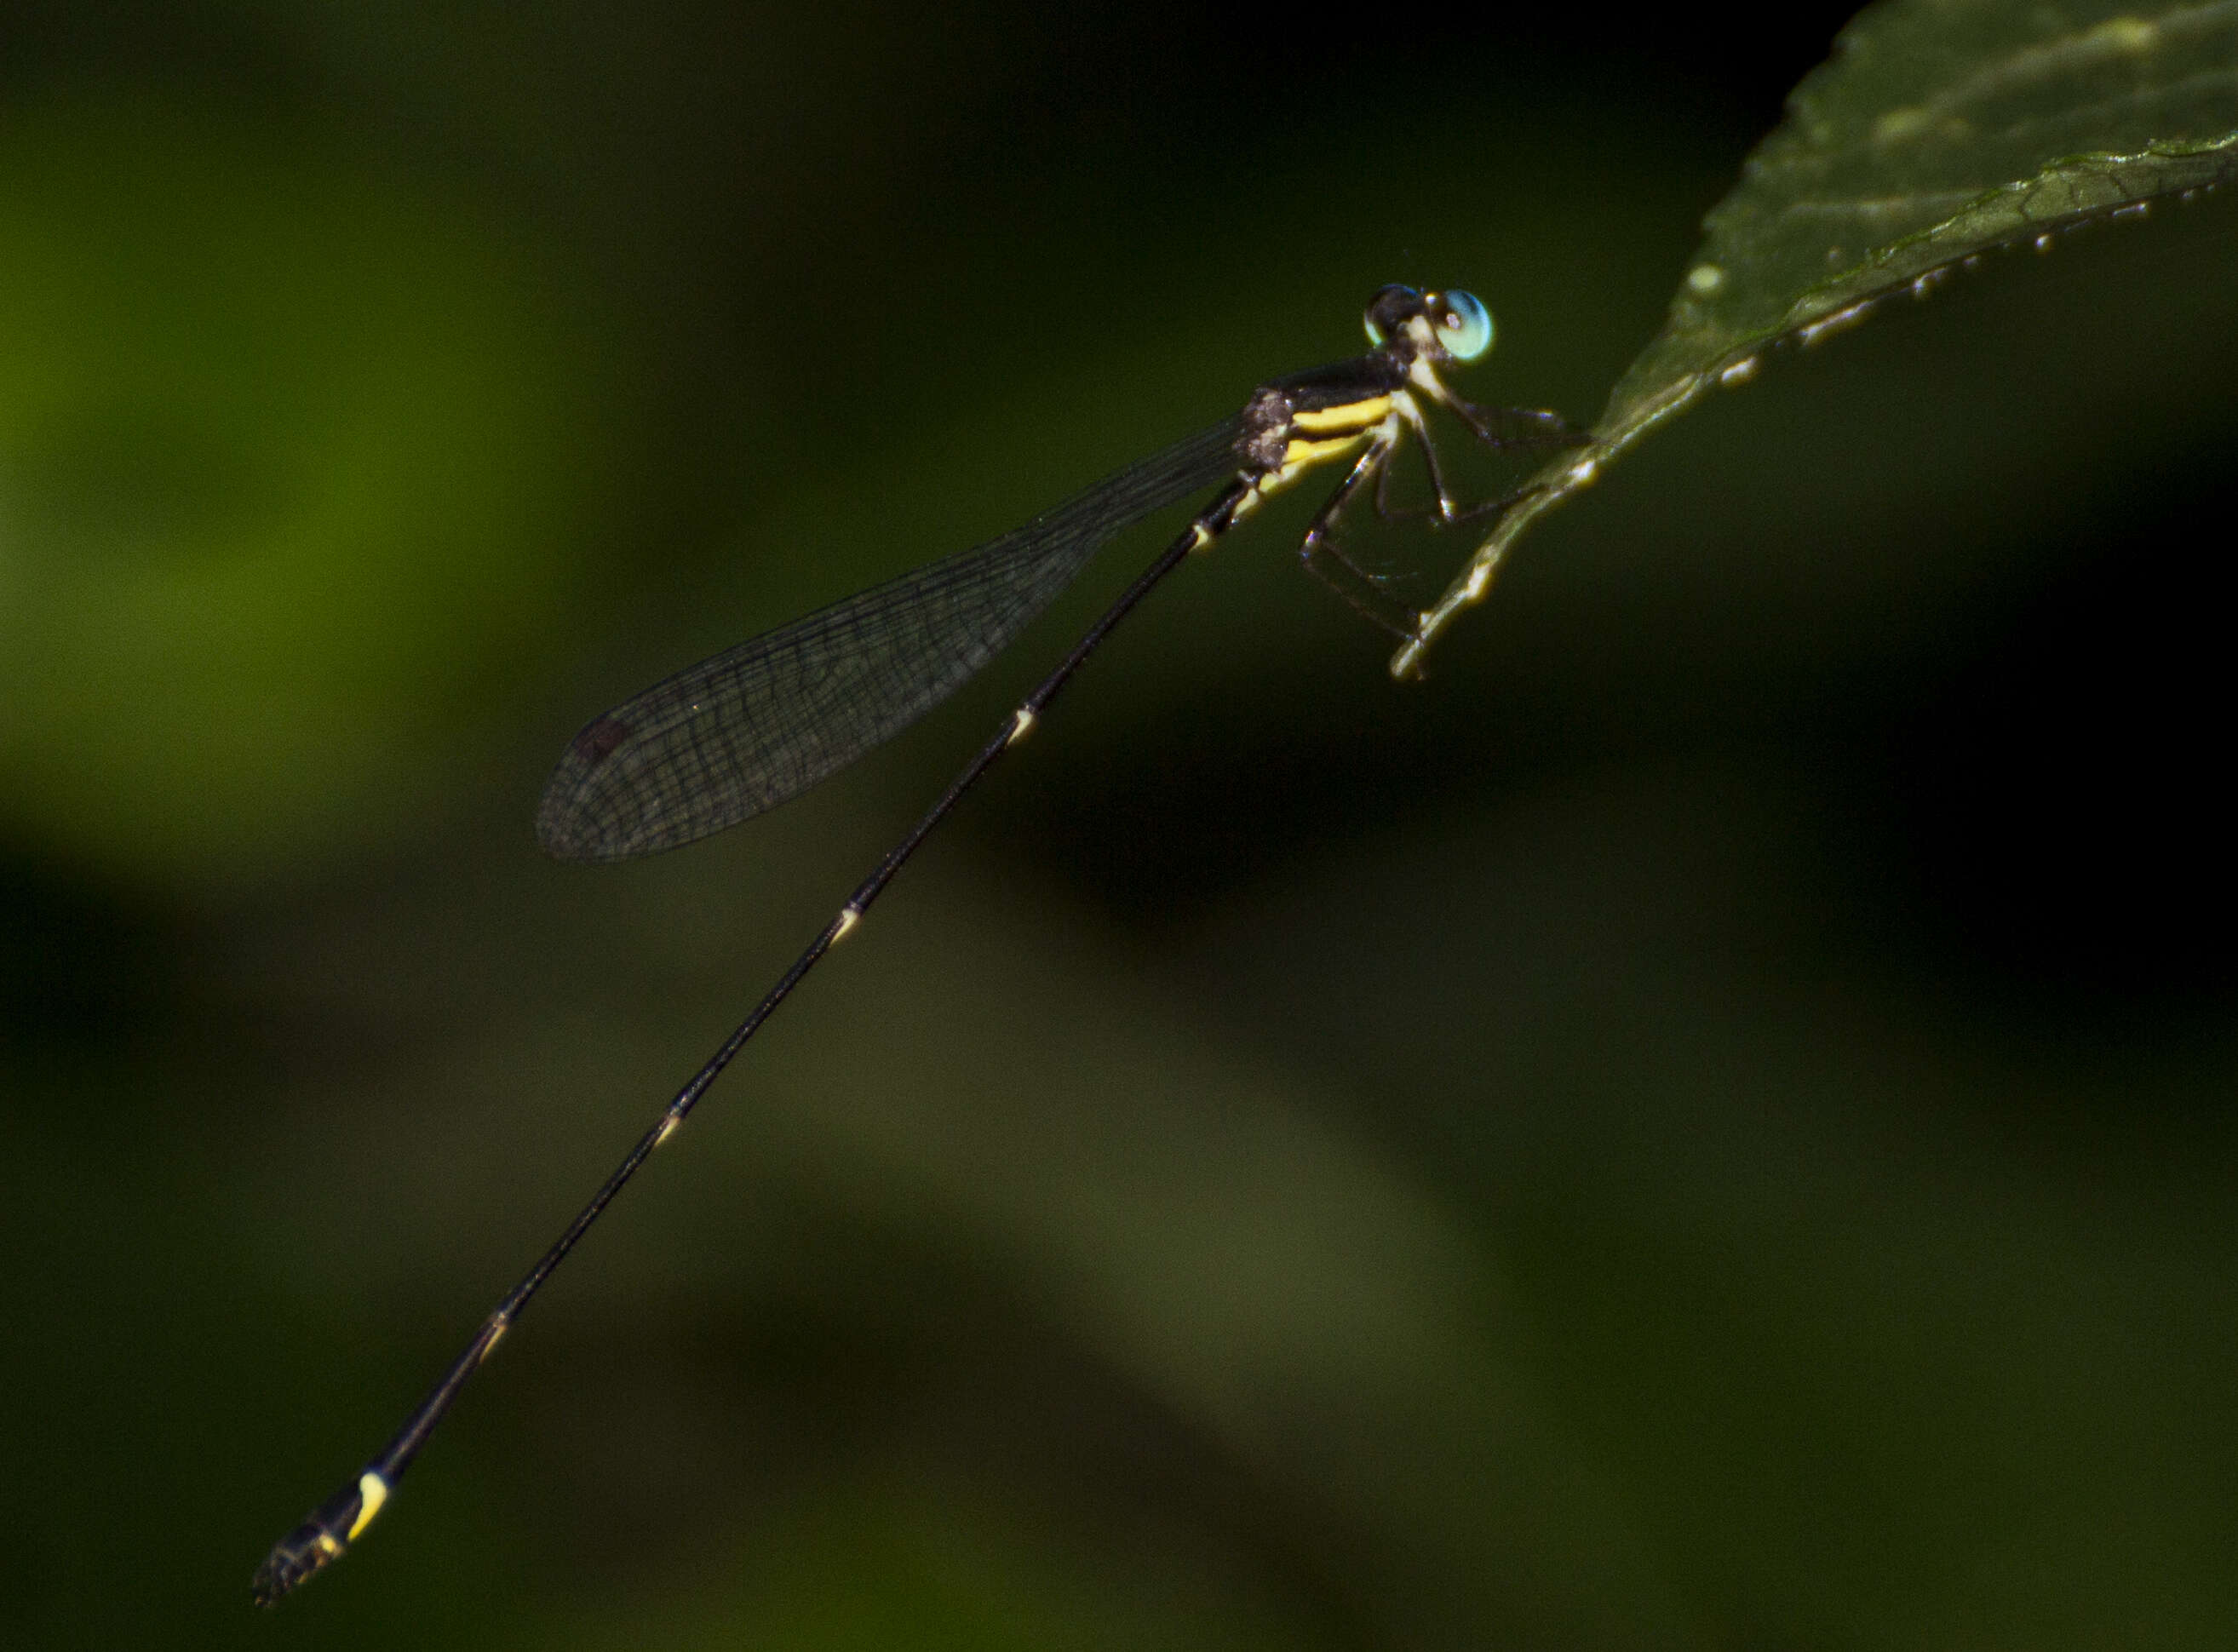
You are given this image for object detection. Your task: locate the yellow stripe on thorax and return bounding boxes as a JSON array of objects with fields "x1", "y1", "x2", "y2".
[
  {"x1": 1288, "y1": 394, "x2": 1392, "y2": 435},
  {"x1": 1279, "y1": 431, "x2": 1370, "y2": 473},
  {"x1": 1276, "y1": 394, "x2": 1393, "y2": 479}
]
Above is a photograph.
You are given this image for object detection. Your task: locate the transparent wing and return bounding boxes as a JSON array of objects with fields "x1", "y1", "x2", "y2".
[{"x1": 537, "y1": 418, "x2": 1245, "y2": 861}]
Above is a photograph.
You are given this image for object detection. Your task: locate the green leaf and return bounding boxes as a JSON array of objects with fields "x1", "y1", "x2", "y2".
[{"x1": 1392, "y1": 0, "x2": 2238, "y2": 678}]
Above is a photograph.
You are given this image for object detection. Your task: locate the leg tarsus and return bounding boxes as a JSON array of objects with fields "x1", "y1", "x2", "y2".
[
  {"x1": 1445, "y1": 395, "x2": 1589, "y2": 451},
  {"x1": 1300, "y1": 536, "x2": 1425, "y2": 642}
]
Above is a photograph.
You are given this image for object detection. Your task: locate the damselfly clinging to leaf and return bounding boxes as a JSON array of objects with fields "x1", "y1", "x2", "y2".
[{"x1": 255, "y1": 283, "x2": 1581, "y2": 1604}]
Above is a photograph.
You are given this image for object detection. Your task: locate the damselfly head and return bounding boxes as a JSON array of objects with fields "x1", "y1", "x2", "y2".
[{"x1": 1362, "y1": 284, "x2": 1495, "y2": 364}]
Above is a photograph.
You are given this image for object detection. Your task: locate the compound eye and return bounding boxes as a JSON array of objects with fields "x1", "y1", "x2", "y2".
[
  {"x1": 1363, "y1": 284, "x2": 1421, "y2": 347},
  {"x1": 1432, "y1": 290, "x2": 1495, "y2": 361}
]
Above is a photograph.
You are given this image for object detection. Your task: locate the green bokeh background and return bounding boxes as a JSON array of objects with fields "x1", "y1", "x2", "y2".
[{"x1": 3, "y1": 4, "x2": 2233, "y2": 1648}]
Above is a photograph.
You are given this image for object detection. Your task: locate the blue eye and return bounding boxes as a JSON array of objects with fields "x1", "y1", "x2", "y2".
[{"x1": 1433, "y1": 290, "x2": 1494, "y2": 361}]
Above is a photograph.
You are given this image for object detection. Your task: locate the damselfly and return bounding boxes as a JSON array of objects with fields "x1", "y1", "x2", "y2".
[{"x1": 255, "y1": 283, "x2": 1579, "y2": 1603}]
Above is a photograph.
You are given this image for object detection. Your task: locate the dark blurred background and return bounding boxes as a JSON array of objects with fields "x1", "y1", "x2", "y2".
[{"x1": 3, "y1": 3, "x2": 2234, "y2": 1648}]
